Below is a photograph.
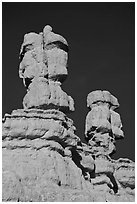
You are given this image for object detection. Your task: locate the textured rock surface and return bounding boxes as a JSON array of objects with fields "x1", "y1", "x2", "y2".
[
  {"x1": 84, "y1": 90, "x2": 134, "y2": 201},
  {"x1": 23, "y1": 79, "x2": 74, "y2": 112},
  {"x1": 85, "y1": 90, "x2": 124, "y2": 153},
  {"x1": 88, "y1": 133, "x2": 116, "y2": 155},
  {"x1": 2, "y1": 121, "x2": 135, "y2": 202},
  {"x1": 2, "y1": 26, "x2": 135, "y2": 202},
  {"x1": 19, "y1": 25, "x2": 73, "y2": 113},
  {"x1": 2, "y1": 109, "x2": 79, "y2": 148},
  {"x1": 87, "y1": 90, "x2": 119, "y2": 110},
  {"x1": 114, "y1": 158, "x2": 135, "y2": 189}
]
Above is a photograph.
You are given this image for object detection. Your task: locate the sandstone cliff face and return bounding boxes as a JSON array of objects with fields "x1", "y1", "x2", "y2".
[{"x1": 2, "y1": 25, "x2": 135, "y2": 202}]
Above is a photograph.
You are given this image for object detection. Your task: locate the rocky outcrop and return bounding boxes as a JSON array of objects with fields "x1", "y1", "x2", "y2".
[
  {"x1": 2, "y1": 25, "x2": 135, "y2": 202},
  {"x1": 2, "y1": 109, "x2": 78, "y2": 148}
]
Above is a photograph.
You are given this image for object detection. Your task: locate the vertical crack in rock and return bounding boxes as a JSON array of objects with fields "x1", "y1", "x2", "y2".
[{"x1": 2, "y1": 26, "x2": 134, "y2": 202}]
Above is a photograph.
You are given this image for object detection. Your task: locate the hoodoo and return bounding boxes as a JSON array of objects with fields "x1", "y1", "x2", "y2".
[{"x1": 2, "y1": 26, "x2": 135, "y2": 202}]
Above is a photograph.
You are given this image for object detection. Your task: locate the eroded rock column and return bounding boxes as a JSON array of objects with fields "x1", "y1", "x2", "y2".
[
  {"x1": 85, "y1": 90, "x2": 124, "y2": 156},
  {"x1": 84, "y1": 90, "x2": 135, "y2": 201},
  {"x1": 19, "y1": 25, "x2": 74, "y2": 112}
]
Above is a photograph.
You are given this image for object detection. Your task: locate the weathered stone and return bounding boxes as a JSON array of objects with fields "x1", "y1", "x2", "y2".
[
  {"x1": 2, "y1": 109, "x2": 78, "y2": 148},
  {"x1": 19, "y1": 25, "x2": 73, "y2": 112},
  {"x1": 80, "y1": 153, "x2": 95, "y2": 172},
  {"x1": 85, "y1": 104, "x2": 111, "y2": 138},
  {"x1": 19, "y1": 32, "x2": 46, "y2": 86},
  {"x1": 23, "y1": 78, "x2": 74, "y2": 112},
  {"x1": 91, "y1": 174, "x2": 113, "y2": 187},
  {"x1": 85, "y1": 90, "x2": 124, "y2": 157},
  {"x1": 47, "y1": 48, "x2": 68, "y2": 82},
  {"x1": 2, "y1": 25, "x2": 135, "y2": 202},
  {"x1": 95, "y1": 154, "x2": 115, "y2": 174},
  {"x1": 114, "y1": 158, "x2": 135, "y2": 189},
  {"x1": 88, "y1": 133, "x2": 116, "y2": 155},
  {"x1": 87, "y1": 90, "x2": 119, "y2": 110},
  {"x1": 110, "y1": 109, "x2": 124, "y2": 139},
  {"x1": 43, "y1": 25, "x2": 68, "y2": 47},
  {"x1": 2, "y1": 147, "x2": 89, "y2": 201}
]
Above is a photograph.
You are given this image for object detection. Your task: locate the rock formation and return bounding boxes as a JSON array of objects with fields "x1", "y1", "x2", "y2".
[
  {"x1": 2, "y1": 25, "x2": 135, "y2": 202},
  {"x1": 19, "y1": 25, "x2": 74, "y2": 112},
  {"x1": 84, "y1": 90, "x2": 135, "y2": 201},
  {"x1": 85, "y1": 90, "x2": 124, "y2": 155}
]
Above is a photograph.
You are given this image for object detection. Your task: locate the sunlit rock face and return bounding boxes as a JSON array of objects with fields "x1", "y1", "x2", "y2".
[
  {"x1": 19, "y1": 25, "x2": 73, "y2": 113},
  {"x1": 85, "y1": 90, "x2": 124, "y2": 143},
  {"x1": 84, "y1": 90, "x2": 134, "y2": 201},
  {"x1": 2, "y1": 26, "x2": 134, "y2": 202}
]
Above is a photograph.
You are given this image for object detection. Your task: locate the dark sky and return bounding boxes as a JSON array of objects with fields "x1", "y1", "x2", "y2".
[{"x1": 2, "y1": 3, "x2": 135, "y2": 161}]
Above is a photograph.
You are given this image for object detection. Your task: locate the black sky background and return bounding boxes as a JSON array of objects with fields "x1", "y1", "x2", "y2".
[{"x1": 2, "y1": 2, "x2": 135, "y2": 161}]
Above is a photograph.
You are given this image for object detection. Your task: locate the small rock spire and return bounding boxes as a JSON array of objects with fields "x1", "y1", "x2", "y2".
[{"x1": 85, "y1": 90, "x2": 124, "y2": 156}]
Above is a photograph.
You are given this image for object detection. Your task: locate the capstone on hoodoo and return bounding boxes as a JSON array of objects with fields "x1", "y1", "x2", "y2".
[{"x1": 2, "y1": 25, "x2": 135, "y2": 202}]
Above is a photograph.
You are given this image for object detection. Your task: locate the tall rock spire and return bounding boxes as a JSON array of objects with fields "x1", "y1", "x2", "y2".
[{"x1": 19, "y1": 25, "x2": 74, "y2": 112}]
